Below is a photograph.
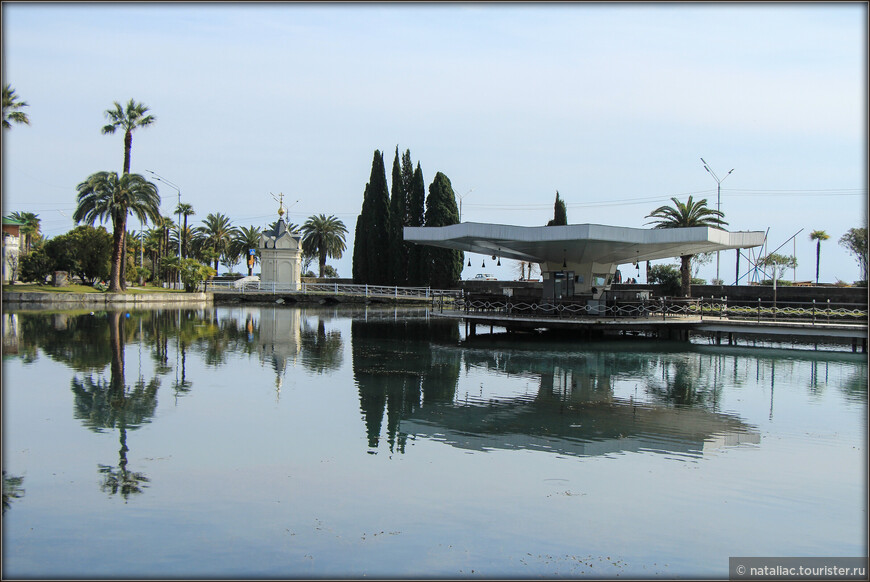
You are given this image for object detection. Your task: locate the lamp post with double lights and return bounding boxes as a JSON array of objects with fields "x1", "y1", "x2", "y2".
[
  {"x1": 700, "y1": 158, "x2": 733, "y2": 283},
  {"x1": 146, "y1": 170, "x2": 182, "y2": 290}
]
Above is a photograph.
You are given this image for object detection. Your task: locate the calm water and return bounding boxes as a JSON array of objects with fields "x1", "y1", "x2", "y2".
[{"x1": 2, "y1": 305, "x2": 867, "y2": 579}]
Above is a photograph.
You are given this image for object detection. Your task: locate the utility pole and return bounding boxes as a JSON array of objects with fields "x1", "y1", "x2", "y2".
[{"x1": 700, "y1": 158, "x2": 733, "y2": 283}]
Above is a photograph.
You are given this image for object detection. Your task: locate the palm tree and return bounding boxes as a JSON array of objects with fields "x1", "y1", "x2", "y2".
[
  {"x1": 2, "y1": 84, "x2": 30, "y2": 129},
  {"x1": 73, "y1": 172, "x2": 161, "y2": 292},
  {"x1": 153, "y1": 215, "x2": 175, "y2": 284},
  {"x1": 809, "y1": 230, "x2": 829, "y2": 285},
  {"x1": 175, "y1": 203, "x2": 195, "y2": 258},
  {"x1": 102, "y1": 98, "x2": 155, "y2": 286},
  {"x1": 645, "y1": 196, "x2": 727, "y2": 297},
  {"x1": 233, "y1": 225, "x2": 262, "y2": 277},
  {"x1": 101, "y1": 99, "x2": 155, "y2": 175},
  {"x1": 8, "y1": 211, "x2": 40, "y2": 254},
  {"x1": 300, "y1": 214, "x2": 348, "y2": 278},
  {"x1": 195, "y1": 213, "x2": 237, "y2": 272}
]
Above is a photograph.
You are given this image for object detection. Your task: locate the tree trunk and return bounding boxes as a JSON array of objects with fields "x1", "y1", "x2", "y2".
[
  {"x1": 123, "y1": 131, "x2": 132, "y2": 175},
  {"x1": 680, "y1": 255, "x2": 692, "y2": 297},
  {"x1": 120, "y1": 237, "x2": 127, "y2": 290},
  {"x1": 109, "y1": 216, "x2": 127, "y2": 292},
  {"x1": 182, "y1": 216, "x2": 188, "y2": 259},
  {"x1": 815, "y1": 241, "x2": 821, "y2": 285}
]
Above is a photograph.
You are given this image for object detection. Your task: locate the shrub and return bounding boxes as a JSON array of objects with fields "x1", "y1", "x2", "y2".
[
  {"x1": 648, "y1": 264, "x2": 681, "y2": 296},
  {"x1": 19, "y1": 247, "x2": 53, "y2": 283}
]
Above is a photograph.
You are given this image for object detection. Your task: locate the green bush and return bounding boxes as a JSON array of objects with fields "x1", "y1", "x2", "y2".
[
  {"x1": 177, "y1": 259, "x2": 216, "y2": 292},
  {"x1": 648, "y1": 264, "x2": 681, "y2": 296},
  {"x1": 19, "y1": 247, "x2": 53, "y2": 283}
]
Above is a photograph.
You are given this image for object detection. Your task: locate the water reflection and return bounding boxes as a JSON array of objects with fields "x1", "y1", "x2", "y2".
[
  {"x1": 5, "y1": 306, "x2": 865, "y2": 471},
  {"x1": 352, "y1": 330, "x2": 764, "y2": 459},
  {"x1": 352, "y1": 318, "x2": 461, "y2": 453}
]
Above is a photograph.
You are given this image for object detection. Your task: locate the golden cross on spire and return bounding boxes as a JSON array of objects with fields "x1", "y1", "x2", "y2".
[{"x1": 270, "y1": 192, "x2": 285, "y2": 217}]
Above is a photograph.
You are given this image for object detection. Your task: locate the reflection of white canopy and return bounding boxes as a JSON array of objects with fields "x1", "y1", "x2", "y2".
[{"x1": 404, "y1": 222, "x2": 765, "y2": 265}]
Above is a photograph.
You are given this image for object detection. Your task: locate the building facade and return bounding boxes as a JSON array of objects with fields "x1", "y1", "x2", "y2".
[
  {"x1": 2, "y1": 216, "x2": 25, "y2": 284},
  {"x1": 259, "y1": 215, "x2": 302, "y2": 290}
]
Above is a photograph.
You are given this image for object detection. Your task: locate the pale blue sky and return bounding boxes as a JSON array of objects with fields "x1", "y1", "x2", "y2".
[{"x1": 2, "y1": 2, "x2": 866, "y2": 283}]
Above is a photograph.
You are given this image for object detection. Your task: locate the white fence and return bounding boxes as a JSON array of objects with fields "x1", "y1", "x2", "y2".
[{"x1": 204, "y1": 280, "x2": 461, "y2": 301}]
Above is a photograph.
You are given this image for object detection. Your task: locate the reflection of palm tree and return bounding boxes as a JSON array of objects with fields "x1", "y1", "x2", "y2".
[
  {"x1": 98, "y1": 426, "x2": 150, "y2": 500},
  {"x1": 299, "y1": 318, "x2": 343, "y2": 373},
  {"x1": 644, "y1": 355, "x2": 712, "y2": 407},
  {"x1": 2, "y1": 471, "x2": 25, "y2": 513},
  {"x1": 70, "y1": 311, "x2": 157, "y2": 499}
]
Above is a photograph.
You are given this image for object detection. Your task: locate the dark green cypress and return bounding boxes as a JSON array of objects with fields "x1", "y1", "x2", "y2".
[
  {"x1": 424, "y1": 172, "x2": 463, "y2": 288},
  {"x1": 406, "y1": 162, "x2": 427, "y2": 286},
  {"x1": 353, "y1": 150, "x2": 391, "y2": 284},
  {"x1": 388, "y1": 147, "x2": 407, "y2": 285},
  {"x1": 547, "y1": 191, "x2": 568, "y2": 226},
  {"x1": 352, "y1": 212, "x2": 368, "y2": 283}
]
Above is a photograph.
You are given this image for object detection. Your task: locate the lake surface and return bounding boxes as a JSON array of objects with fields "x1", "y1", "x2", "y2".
[{"x1": 2, "y1": 304, "x2": 866, "y2": 578}]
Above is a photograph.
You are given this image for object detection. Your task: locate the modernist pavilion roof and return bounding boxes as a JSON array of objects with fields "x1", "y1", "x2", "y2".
[{"x1": 404, "y1": 222, "x2": 766, "y2": 266}]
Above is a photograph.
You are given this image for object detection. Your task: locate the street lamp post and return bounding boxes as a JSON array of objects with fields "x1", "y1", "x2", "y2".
[
  {"x1": 146, "y1": 170, "x2": 182, "y2": 290},
  {"x1": 700, "y1": 158, "x2": 733, "y2": 283}
]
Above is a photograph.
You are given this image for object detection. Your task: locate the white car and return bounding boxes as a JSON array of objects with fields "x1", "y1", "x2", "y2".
[{"x1": 472, "y1": 273, "x2": 497, "y2": 281}]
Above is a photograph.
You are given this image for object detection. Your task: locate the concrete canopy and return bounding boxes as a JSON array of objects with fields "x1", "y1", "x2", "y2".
[{"x1": 404, "y1": 222, "x2": 766, "y2": 266}]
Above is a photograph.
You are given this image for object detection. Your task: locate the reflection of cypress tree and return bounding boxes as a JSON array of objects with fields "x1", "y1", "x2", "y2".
[{"x1": 351, "y1": 318, "x2": 460, "y2": 452}]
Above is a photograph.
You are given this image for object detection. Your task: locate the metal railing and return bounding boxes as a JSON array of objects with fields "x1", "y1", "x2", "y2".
[
  {"x1": 204, "y1": 280, "x2": 463, "y2": 302},
  {"x1": 453, "y1": 295, "x2": 867, "y2": 325}
]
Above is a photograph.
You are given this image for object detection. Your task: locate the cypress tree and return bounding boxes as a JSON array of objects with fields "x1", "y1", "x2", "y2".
[
  {"x1": 424, "y1": 172, "x2": 463, "y2": 288},
  {"x1": 352, "y1": 212, "x2": 368, "y2": 283},
  {"x1": 352, "y1": 149, "x2": 391, "y2": 285},
  {"x1": 406, "y1": 162, "x2": 427, "y2": 286},
  {"x1": 388, "y1": 147, "x2": 407, "y2": 285},
  {"x1": 547, "y1": 191, "x2": 568, "y2": 226}
]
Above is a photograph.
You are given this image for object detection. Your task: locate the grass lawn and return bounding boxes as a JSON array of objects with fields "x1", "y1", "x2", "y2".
[{"x1": 3, "y1": 283, "x2": 186, "y2": 294}]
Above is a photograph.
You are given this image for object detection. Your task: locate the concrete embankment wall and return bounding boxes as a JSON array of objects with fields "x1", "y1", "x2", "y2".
[{"x1": 3, "y1": 291, "x2": 212, "y2": 306}]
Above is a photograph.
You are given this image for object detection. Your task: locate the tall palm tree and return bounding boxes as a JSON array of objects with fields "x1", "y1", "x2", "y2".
[
  {"x1": 645, "y1": 196, "x2": 727, "y2": 297},
  {"x1": 174, "y1": 203, "x2": 195, "y2": 258},
  {"x1": 2, "y1": 84, "x2": 30, "y2": 129},
  {"x1": 101, "y1": 99, "x2": 155, "y2": 175},
  {"x1": 73, "y1": 172, "x2": 161, "y2": 292},
  {"x1": 233, "y1": 225, "x2": 263, "y2": 277},
  {"x1": 300, "y1": 214, "x2": 348, "y2": 278},
  {"x1": 102, "y1": 98, "x2": 155, "y2": 286},
  {"x1": 195, "y1": 213, "x2": 237, "y2": 272},
  {"x1": 8, "y1": 211, "x2": 40, "y2": 254},
  {"x1": 809, "y1": 230, "x2": 829, "y2": 285}
]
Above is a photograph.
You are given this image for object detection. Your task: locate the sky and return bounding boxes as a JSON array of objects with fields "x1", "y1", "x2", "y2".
[{"x1": 2, "y1": 2, "x2": 867, "y2": 284}]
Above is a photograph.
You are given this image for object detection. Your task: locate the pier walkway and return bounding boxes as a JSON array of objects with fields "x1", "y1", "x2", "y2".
[{"x1": 438, "y1": 296, "x2": 868, "y2": 352}]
